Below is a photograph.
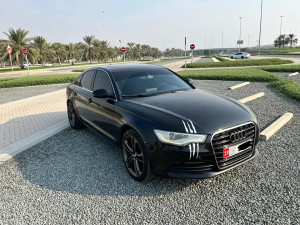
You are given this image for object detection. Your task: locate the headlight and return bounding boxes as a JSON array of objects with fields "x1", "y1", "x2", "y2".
[{"x1": 154, "y1": 130, "x2": 207, "y2": 146}]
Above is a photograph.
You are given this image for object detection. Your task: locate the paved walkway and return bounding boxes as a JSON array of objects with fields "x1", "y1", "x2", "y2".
[
  {"x1": 0, "y1": 89, "x2": 68, "y2": 162},
  {"x1": 163, "y1": 57, "x2": 201, "y2": 72}
]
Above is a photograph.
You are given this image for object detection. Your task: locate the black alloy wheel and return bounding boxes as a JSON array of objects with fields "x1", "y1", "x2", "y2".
[
  {"x1": 122, "y1": 129, "x2": 152, "y2": 182},
  {"x1": 67, "y1": 101, "x2": 84, "y2": 129}
]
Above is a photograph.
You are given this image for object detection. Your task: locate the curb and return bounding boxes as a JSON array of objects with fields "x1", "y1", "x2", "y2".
[
  {"x1": 260, "y1": 112, "x2": 293, "y2": 141},
  {"x1": 0, "y1": 119, "x2": 69, "y2": 163},
  {"x1": 289, "y1": 72, "x2": 299, "y2": 76},
  {"x1": 229, "y1": 82, "x2": 250, "y2": 90},
  {"x1": 239, "y1": 92, "x2": 265, "y2": 103}
]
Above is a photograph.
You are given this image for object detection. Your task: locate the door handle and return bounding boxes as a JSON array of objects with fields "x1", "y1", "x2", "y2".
[{"x1": 88, "y1": 98, "x2": 93, "y2": 103}]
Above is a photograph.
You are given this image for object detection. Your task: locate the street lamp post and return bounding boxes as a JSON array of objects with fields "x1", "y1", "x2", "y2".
[
  {"x1": 205, "y1": 36, "x2": 206, "y2": 50},
  {"x1": 248, "y1": 35, "x2": 250, "y2": 49},
  {"x1": 280, "y1": 16, "x2": 283, "y2": 48},
  {"x1": 239, "y1": 17, "x2": 242, "y2": 52},
  {"x1": 258, "y1": 0, "x2": 263, "y2": 53},
  {"x1": 222, "y1": 31, "x2": 224, "y2": 53},
  {"x1": 280, "y1": 16, "x2": 283, "y2": 36},
  {"x1": 184, "y1": 37, "x2": 186, "y2": 70}
]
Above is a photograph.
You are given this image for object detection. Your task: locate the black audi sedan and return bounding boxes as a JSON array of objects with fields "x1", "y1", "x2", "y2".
[{"x1": 66, "y1": 64, "x2": 259, "y2": 182}]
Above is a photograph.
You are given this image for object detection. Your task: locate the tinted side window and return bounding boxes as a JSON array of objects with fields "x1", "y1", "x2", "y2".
[
  {"x1": 80, "y1": 70, "x2": 95, "y2": 90},
  {"x1": 93, "y1": 70, "x2": 114, "y2": 96},
  {"x1": 74, "y1": 75, "x2": 82, "y2": 86}
]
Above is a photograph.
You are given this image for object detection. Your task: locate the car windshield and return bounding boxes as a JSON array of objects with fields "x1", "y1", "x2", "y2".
[{"x1": 112, "y1": 67, "x2": 192, "y2": 97}]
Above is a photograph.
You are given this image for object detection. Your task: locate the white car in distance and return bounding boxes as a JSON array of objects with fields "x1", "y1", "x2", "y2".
[
  {"x1": 230, "y1": 52, "x2": 251, "y2": 59},
  {"x1": 43, "y1": 62, "x2": 54, "y2": 67}
]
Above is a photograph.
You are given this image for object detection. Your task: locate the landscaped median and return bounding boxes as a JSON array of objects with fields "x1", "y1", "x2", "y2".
[
  {"x1": 261, "y1": 64, "x2": 300, "y2": 72},
  {"x1": 183, "y1": 58, "x2": 293, "y2": 68},
  {"x1": 0, "y1": 74, "x2": 79, "y2": 88},
  {"x1": 178, "y1": 68, "x2": 300, "y2": 101}
]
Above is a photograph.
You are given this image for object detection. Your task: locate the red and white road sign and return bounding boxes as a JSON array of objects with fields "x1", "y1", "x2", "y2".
[
  {"x1": 6, "y1": 44, "x2": 12, "y2": 54},
  {"x1": 190, "y1": 44, "x2": 195, "y2": 50},
  {"x1": 22, "y1": 48, "x2": 29, "y2": 55},
  {"x1": 121, "y1": 47, "x2": 126, "y2": 52}
]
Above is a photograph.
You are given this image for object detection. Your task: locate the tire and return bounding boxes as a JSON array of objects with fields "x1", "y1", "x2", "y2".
[
  {"x1": 122, "y1": 129, "x2": 153, "y2": 182},
  {"x1": 67, "y1": 101, "x2": 84, "y2": 129},
  {"x1": 230, "y1": 56, "x2": 233, "y2": 59},
  {"x1": 241, "y1": 56, "x2": 244, "y2": 59}
]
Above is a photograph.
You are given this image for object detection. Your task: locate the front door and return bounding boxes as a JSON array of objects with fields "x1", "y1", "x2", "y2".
[{"x1": 87, "y1": 70, "x2": 117, "y2": 141}]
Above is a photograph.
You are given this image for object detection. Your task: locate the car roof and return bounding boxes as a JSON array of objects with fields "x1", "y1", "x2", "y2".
[{"x1": 88, "y1": 63, "x2": 166, "y2": 73}]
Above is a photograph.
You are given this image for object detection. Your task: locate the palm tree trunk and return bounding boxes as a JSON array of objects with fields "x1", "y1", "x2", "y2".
[
  {"x1": 58, "y1": 55, "x2": 61, "y2": 66},
  {"x1": 19, "y1": 51, "x2": 24, "y2": 68}
]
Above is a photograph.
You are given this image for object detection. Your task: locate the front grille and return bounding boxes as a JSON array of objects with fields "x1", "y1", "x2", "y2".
[
  {"x1": 168, "y1": 162, "x2": 214, "y2": 174},
  {"x1": 211, "y1": 122, "x2": 256, "y2": 169}
]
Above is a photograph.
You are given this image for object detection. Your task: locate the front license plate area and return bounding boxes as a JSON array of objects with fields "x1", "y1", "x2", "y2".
[{"x1": 223, "y1": 145, "x2": 239, "y2": 158}]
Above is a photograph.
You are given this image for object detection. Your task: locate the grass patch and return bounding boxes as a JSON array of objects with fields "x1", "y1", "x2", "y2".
[
  {"x1": 184, "y1": 58, "x2": 293, "y2": 68},
  {"x1": 262, "y1": 65, "x2": 300, "y2": 72},
  {"x1": 0, "y1": 74, "x2": 79, "y2": 88},
  {"x1": 178, "y1": 68, "x2": 300, "y2": 101},
  {"x1": 0, "y1": 61, "x2": 139, "y2": 73},
  {"x1": 178, "y1": 68, "x2": 279, "y2": 82},
  {"x1": 270, "y1": 79, "x2": 300, "y2": 101},
  {"x1": 72, "y1": 69, "x2": 86, "y2": 72},
  {"x1": 0, "y1": 63, "x2": 105, "y2": 73}
]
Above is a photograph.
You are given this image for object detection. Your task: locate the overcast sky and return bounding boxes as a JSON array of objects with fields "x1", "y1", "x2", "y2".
[{"x1": 1, "y1": 0, "x2": 299, "y2": 50}]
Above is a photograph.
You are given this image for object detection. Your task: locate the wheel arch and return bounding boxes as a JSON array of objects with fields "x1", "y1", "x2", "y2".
[{"x1": 119, "y1": 124, "x2": 148, "y2": 147}]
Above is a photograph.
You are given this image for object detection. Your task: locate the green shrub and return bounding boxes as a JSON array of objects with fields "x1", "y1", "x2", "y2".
[
  {"x1": 178, "y1": 68, "x2": 279, "y2": 82},
  {"x1": 178, "y1": 68, "x2": 300, "y2": 101},
  {"x1": 183, "y1": 58, "x2": 293, "y2": 68},
  {"x1": 262, "y1": 65, "x2": 300, "y2": 72},
  {"x1": 72, "y1": 69, "x2": 85, "y2": 72},
  {"x1": 270, "y1": 79, "x2": 300, "y2": 101},
  {"x1": 0, "y1": 74, "x2": 79, "y2": 88}
]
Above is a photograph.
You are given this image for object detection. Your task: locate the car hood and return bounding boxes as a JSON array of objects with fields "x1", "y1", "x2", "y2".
[{"x1": 123, "y1": 89, "x2": 256, "y2": 134}]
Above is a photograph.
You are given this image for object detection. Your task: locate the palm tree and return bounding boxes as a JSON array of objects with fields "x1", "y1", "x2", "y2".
[
  {"x1": 126, "y1": 42, "x2": 135, "y2": 60},
  {"x1": 83, "y1": 35, "x2": 95, "y2": 63},
  {"x1": 133, "y1": 44, "x2": 141, "y2": 60},
  {"x1": 93, "y1": 40, "x2": 110, "y2": 62},
  {"x1": 0, "y1": 39, "x2": 10, "y2": 68},
  {"x1": 3, "y1": 28, "x2": 30, "y2": 67},
  {"x1": 51, "y1": 42, "x2": 65, "y2": 65},
  {"x1": 74, "y1": 42, "x2": 86, "y2": 62},
  {"x1": 66, "y1": 43, "x2": 76, "y2": 65},
  {"x1": 32, "y1": 36, "x2": 48, "y2": 65},
  {"x1": 287, "y1": 34, "x2": 298, "y2": 48}
]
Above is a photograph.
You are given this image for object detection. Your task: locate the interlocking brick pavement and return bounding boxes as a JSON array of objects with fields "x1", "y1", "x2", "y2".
[{"x1": 0, "y1": 89, "x2": 67, "y2": 149}]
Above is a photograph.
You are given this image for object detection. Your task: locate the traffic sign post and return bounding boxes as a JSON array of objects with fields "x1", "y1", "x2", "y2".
[
  {"x1": 184, "y1": 37, "x2": 187, "y2": 70},
  {"x1": 22, "y1": 48, "x2": 30, "y2": 76},
  {"x1": 190, "y1": 44, "x2": 195, "y2": 63},
  {"x1": 6, "y1": 44, "x2": 13, "y2": 73},
  {"x1": 121, "y1": 47, "x2": 126, "y2": 62}
]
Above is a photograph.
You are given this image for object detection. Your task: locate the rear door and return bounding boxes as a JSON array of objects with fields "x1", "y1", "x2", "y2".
[{"x1": 73, "y1": 70, "x2": 96, "y2": 122}]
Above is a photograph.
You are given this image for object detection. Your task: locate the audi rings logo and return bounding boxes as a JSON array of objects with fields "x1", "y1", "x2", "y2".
[{"x1": 229, "y1": 130, "x2": 246, "y2": 142}]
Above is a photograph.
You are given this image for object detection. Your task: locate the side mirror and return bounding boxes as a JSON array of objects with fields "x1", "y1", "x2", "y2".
[
  {"x1": 186, "y1": 78, "x2": 194, "y2": 85},
  {"x1": 93, "y1": 89, "x2": 112, "y2": 98}
]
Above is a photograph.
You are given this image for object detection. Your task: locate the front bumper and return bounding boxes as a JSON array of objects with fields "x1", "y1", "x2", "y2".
[
  {"x1": 147, "y1": 122, "x2": 259, "y2": 179},
  {"x1": 167, "y1": 149, "x2": 259, "y2": 178}
]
